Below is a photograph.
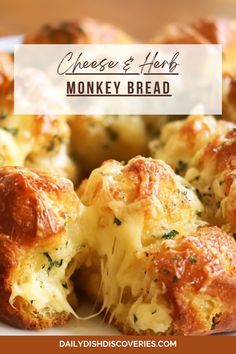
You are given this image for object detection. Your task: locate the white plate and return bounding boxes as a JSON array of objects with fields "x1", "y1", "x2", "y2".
[{"x1": 0, "y1": 34, "x2": 235, "y2": 336}]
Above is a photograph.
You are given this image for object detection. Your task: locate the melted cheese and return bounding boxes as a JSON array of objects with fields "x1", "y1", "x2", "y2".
[
  {"x1": 78, "y1": 157, "x2": 204, "y2": 333},
  {"x1": 10, "y1": 207, "x2": 85, "y2": 316}
]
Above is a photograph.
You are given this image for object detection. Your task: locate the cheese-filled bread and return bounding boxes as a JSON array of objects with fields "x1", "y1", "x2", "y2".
[
  {"x1": 151, "y1": 17, "x2": 236, "y2": 122},
  {"x1": 75, "y1": 156, "x2": 235, "y2": 335},
  {"x1": 0, "y1": 78, "x2": 78, "y2": 182},
  {"x1": 222, "y1": 72, "x2": 236, "y2": 123},
  {"x1": 185, "y1": 128, "x2": 236, "y2": 233},
  {"x1": 0, "y1": 128, "x2": 24, "y2": 167},
  {"x1": 24, "y1": 18, "x2": 134, "y2": 45},
  {"x1": 151, "y1": 17, "x2": 236, "y2": 63},
  {"x1": 69, "y1": 115, "x2": 148, "y2": 174},
  {"x1": 150, "y1": 115, "x2": 235, "y2": 176},
  {"x1": 0, "y1": 166, "x2": 86, "y2": 329},
  {"x1": 149, "y1": 115, "x2": 236, "y2": 232}
]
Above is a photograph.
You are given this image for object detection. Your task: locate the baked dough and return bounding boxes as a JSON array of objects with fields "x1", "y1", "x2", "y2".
[
  {"x1": 69, "y1": 115, "x2": 148, "y2": 174},
  {"x1": 0, "y1": 63, "x2": 78, "y2": 182},
  {"x1": 24, "y1": 18, "x2": 134, "y2": 44},
  {"x1": 151, "y1": 17, "x2": 236, "y2": 122},
  {"x1": 75, "y1": 156, "x2": 236, "y2": 335},
  {"x1": 150, "y1": 115, "x2": 235, "y2": 175},
  {"x1": 185, "y1": 128, "x2": 236, "y2": 233},
  {"x1": 0, "y1": 166, "x2": 86, "y2": 329}
]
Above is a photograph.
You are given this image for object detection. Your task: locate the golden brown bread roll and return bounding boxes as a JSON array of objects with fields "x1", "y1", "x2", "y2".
[
  {"x1": 75, "y1": 156, "x2": 236, "y2": 335},
  {"x1": 185, "y1": 128, "x2": 236, "y2": 233},
  {"x1": 150, "y1": 115, "x2": 235, "y2": 176},
  {"x1": 69, "y1": 115, "x2": 148, "y2": 174},
  {"x1": 24, "y1": 18, "x2": 134, "y2": 44},
  {"x1": 0, "y1": 166, "x2": 86, "y2": 329},
  {"x1": 0, "y1": 71, "x2": 78, "y2": 182},
  {"x1": 151, "y1": 17, "x2": 236, "y2": 51},
  {"x1": 23, "y1": 20, "x2": 137, "y2": 176},
  {"x1": 222, "y1": 72, "x2": 236, "y2": 122},
  {"x1": 151, "y1": 17, "x2": 236, "y2": 123},
  {"x1": 150, "y1": 114, "x2": 236, "y2": 234}
]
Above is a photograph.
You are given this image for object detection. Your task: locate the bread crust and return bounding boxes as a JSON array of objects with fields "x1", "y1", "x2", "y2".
[
  {"x1": 23, "y1": 19, "x2": 133, "y2": 45},
  {"x1": 149, "y1": 226, "x2": 236, "y2": 335},
  {"x1": 0, "y1": 166, "x2": 79, "y2": 329},
  {"x1": 152, "y1": 17, "x2": 236, "y2": 49}
]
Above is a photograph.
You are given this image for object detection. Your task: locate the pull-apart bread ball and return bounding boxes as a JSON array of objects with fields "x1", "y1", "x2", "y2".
[
  {"x1": 150, "y1": 116, "x2": 236, "y2": 233},
  {"x1": 151, "y1": 17, "x2": 236, "y2": 123},
  {"x1": 24, "y1": 20, "x2": 140, "y2": 175},
  {"x1": 0, "y1": 82, "x2": 78, "y2": 182},
  {"x1": 151, "y1": 17, "x2": 236, "y2": 57},
  {"x1": 69, "y1": 115, "x2": 148, "y2": 174},
  {"x1": 76, "y1": 157, "x2": 236, "y2": 334},
  {"x1": 0, "y1": 53, "x2": 24, "y2": 168},
  {"x1": 186, "y1": 128, "x2": 236, "y2": 233},
  {"x1": 150, "y1": 115, "x2": 235, "y2": 176},
  {"x1": 0, "y1": 166, "x2": 86, "y2": 329},
  {"x1": 24, "y1": 18, "x2": 134, "y2": 44},
  {"x1": 222, "y1": 72, "x2": 236, "y2": 123},
  {"x1": 150, "y1": 114, "x2": 236, "y2": 234}
]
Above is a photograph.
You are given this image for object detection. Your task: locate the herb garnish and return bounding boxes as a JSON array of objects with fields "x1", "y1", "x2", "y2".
[
  {"x1": 2, "y1": 127, "x2": 18, "y2": 136},
  {"x1": 43, "y1": 252, "x2": 63, "y2": 274},
  {"x1": 188, "y1": 256, "x2": 197, "y2": 264},
  {"x1": 162, "y1": 230, "x2": 179, "y2": 240}
]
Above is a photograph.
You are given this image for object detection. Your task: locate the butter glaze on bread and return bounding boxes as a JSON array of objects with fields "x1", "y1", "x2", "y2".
[
  {"x1": 0, "y1": 166, "x2": 85, "y2": 329},
  {"x1": 77, "y1": 157, "x2": 236, "y2": 334}
]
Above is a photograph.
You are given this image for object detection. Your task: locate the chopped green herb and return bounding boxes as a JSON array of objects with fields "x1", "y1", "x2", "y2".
[
  {"x1": 162, "y1": 230, "x2": 179, "y2": 240},
  {"x1": 43, "y1": 252, "x2": 63, "y2": 274},
  {"x1": 114, "y1": 217, "x2": 122, "y2": 226},
  {"x1": 2, "y1": 127, "x2": 18, "y2": 136},
  {"x1": 219, "y1": 180, "x2": 224, "y2": 186},
  {"x1": 133, "y1": 314, "x2": 138, "y2": 323},
  {"x1": 188, "y1": 256, "x2": 197, "y2": 264},
  {"x1": 30, "y1": 300, "x2": 34, "y2": 304},
  {"x1": 152, "y1": 310, "x2": 157, "y2": 315}
]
